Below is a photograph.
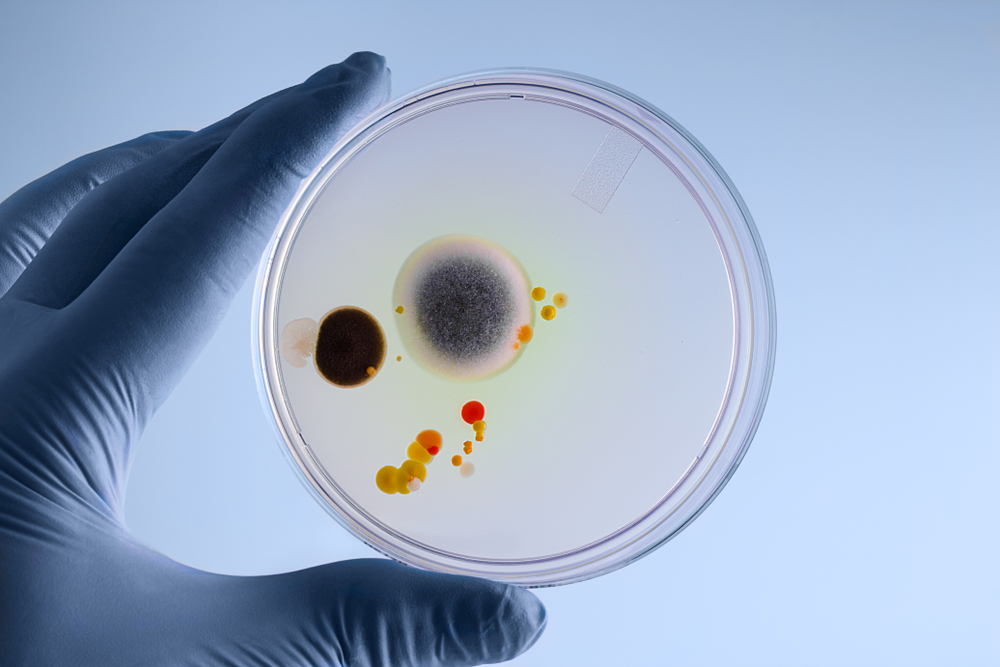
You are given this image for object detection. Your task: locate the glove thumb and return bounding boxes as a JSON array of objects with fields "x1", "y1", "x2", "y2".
[{"x1": 205, "y1": 558, "x2": 547, "y2": 666}]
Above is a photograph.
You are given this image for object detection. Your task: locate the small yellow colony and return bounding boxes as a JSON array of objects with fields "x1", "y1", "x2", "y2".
[{"x1": 531, "y1": 286, "x2": 567, "y2": 322}]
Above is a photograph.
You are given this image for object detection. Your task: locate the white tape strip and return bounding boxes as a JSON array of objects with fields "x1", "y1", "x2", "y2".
[{"x1": 571, "y1": 125, "x2": 642, "y2": 213}]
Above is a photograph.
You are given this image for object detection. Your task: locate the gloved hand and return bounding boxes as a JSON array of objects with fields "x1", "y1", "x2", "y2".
[{"x1": 0, "y1": 52, "x2": 545, "y2": 667}]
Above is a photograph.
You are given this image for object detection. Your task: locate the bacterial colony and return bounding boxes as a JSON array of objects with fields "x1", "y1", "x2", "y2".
[{"x1": 279, "y1": 234, "x2": 568, "y2": 496}]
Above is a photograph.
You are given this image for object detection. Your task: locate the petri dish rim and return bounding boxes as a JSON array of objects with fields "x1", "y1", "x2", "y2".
[{"x1": 252, "y1": 68, "x2": 777, "y2": 587}]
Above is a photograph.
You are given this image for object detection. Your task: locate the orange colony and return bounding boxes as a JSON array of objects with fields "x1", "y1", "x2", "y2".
[
  {"x1": 416, "y1": 430, "x2": 442, "y2": 456},
  {"x1": 461, "y1": 401, "x2": 485, "y2": 424}
]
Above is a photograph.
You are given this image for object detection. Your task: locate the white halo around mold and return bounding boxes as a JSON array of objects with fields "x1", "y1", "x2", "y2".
[
  {"x1": 393, "y1": 235, "x2": 534, "y2": 382},
  {"x1": 279, "y1": 318, "x2": 319, "y2": 368}
]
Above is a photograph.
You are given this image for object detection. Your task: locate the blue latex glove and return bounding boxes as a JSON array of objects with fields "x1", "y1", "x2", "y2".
[{"x1": 0, "y1": 53, "x2": 545, "y2": 666}]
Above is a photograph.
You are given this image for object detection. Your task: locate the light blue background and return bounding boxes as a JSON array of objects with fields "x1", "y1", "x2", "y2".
[{"x1": 1, "y1": 1, "x2": 997, "y2": 664}]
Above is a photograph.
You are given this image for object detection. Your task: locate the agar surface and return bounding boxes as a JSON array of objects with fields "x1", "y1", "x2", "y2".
[{"x1": 277, "y1": 234, "x2": 572, "y2": 497}]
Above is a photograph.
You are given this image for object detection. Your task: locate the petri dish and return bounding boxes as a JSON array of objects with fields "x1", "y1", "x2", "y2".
[{"x1": 252, "y1": 69, "x2": 776, "y2": 587}]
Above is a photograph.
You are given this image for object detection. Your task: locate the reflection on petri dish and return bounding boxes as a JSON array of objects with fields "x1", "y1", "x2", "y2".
[{"x1": 253, "y1": 69, "x2": 776, "y2": 586}]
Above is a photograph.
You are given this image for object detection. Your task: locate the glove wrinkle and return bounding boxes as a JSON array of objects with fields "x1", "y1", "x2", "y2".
[{"x1": 0, "y1": 131, "x2": 192, "y2": 298}]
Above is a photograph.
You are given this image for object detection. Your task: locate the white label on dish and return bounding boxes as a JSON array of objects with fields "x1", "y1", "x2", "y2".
[{"x1": 571, "y1": 125, "x2": 642, "y2": 213}]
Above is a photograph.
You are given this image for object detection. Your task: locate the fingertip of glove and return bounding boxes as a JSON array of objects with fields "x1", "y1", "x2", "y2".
[
  {"x1": 497, "y1": 584, "x2": 548, "y2": 655},
  {"x1": 342, "y1": 51, "x2": 388, "y2": 75},
  {"x1": 304, "y1": 52, "x2": 389, "y2": 89}
]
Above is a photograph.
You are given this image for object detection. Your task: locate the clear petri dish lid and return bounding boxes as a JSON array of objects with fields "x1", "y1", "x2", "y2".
[{"x1": 252, "y1": 69, "x2": 776, "y2": 587}]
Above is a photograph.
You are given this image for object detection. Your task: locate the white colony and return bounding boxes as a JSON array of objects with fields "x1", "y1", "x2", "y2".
[{"x1": 279, "y1": 318, "x2": 319, "y2": 368}]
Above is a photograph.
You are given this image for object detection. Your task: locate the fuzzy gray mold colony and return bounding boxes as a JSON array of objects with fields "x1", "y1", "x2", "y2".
[
  {"x1": 412, "y1": 257, "x2": 514, "y2": 362},
  {"x1": 393, "y1": 233, "x2": 534, "y2": 381}
]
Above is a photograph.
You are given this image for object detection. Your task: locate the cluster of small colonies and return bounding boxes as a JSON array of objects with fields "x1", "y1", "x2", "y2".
[
  {"x1": 279, "y1": 306, "x2": 387, "y2": 388},
  {"x1": 455, "y1": 400, "x2": 482, "y2": 477},
  {"x1": 531, "y1": 286, "x2": 568, "y2": 321},
  {"x1": 376, "y1": 402, "x2": 485, "y2": 494},
  {"x1": 462, "y1": 401, "x2": 487, "y2": 442},
  {"x1": 376, "y1": 429, "x2": 442, "y2": 495}
]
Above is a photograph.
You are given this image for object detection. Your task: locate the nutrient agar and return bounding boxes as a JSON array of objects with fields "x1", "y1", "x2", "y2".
[{"x1": 257, "y1": 70, "x2": 772, "y2": 585}]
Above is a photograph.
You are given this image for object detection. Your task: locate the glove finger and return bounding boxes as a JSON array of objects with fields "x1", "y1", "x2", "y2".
[
  {"x1": 0, "y1": 131, "x2": 189, "y2": 299},
  {"x1": 11, "y1": 549, "x2": 545, "y2": 667},
  {"x1": 0, "y1": 53, "x2": 389, "y2": 518},
  {"x1": 218, "y1": 559, "x2": 547, "y2": 667},
  {"x1": 69, "y1": 53, "x2": 388, "y2": 436},
  {"x1": 4, "y1": 85, "x2": 294, "y2": 310}
]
